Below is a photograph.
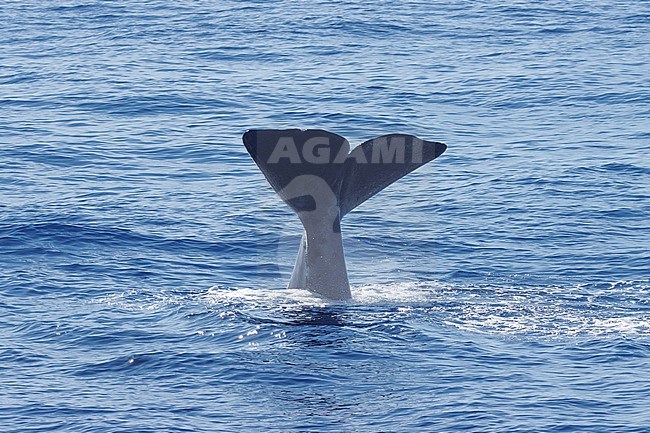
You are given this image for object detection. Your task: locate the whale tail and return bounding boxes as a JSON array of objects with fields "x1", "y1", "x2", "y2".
[{"x1": 242, "y1": 129, "x2": 447, "y2": 299}]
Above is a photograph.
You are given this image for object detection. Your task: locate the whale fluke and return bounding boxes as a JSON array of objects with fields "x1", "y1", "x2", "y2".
[{"x1": 242, "y1": 129, "x2": 447, "y2": 300}]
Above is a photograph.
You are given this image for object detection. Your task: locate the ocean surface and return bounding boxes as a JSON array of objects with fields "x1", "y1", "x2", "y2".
[{"x1": 1, "y1": 1, "x2": 649, "y2": 431}]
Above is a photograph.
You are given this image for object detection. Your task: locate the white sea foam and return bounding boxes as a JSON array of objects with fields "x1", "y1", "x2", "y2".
[{"x1": 92, "y1": 280, "x2": 650, "y2": 338}]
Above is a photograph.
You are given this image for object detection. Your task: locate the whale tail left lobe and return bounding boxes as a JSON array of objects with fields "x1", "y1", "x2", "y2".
[{"x1": 242, "y1": 129, "x2": 349, "y2": 216}]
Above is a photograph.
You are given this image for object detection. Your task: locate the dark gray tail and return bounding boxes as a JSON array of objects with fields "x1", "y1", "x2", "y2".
[{"x1": 242, "y1": 129, "x2": 446, "y2": 300}]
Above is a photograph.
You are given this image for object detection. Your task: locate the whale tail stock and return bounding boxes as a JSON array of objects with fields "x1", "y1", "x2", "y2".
[{"x1": 242, "y1": 129, "x2": 447, "y2": 300}]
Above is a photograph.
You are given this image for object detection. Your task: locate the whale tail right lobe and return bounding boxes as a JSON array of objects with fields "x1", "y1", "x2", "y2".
[
  {"x1": 338, "y1": 133, "x2": 447, "y2": 215},
  {"x1": 242, "y1": 129, "x2": 447, "y2": 299}
]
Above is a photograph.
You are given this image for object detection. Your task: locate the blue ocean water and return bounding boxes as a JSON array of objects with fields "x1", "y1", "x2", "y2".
[{"x1": 1, "y1": 0, "x2": 649, "y2": 431}]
